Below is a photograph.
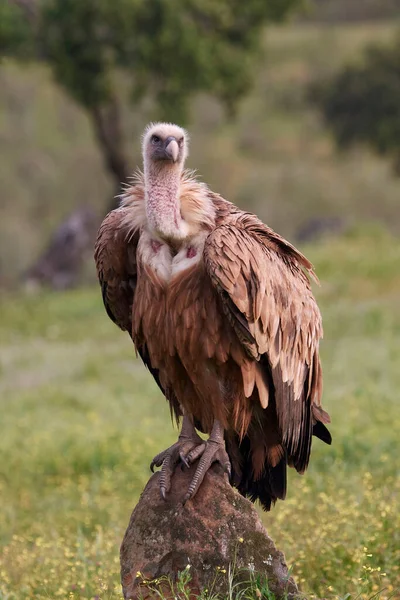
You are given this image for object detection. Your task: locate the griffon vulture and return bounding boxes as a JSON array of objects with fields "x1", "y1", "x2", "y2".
[{"x1": 95, "y1": 122, "x2": 331, "y2": 511}]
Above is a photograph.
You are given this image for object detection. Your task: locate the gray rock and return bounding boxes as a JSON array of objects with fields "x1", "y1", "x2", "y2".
[{"x1": 120, "y1": 464, "x2": 299, "y2": 599}]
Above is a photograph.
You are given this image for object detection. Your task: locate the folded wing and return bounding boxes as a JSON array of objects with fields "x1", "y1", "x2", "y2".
[{"x1": 204, "y1": 209, "x2": 331, "y2": 474}]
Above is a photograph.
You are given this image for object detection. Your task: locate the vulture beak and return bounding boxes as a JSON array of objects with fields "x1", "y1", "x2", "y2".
[{"x1": 164, "y1": 136, "x2": 179, "y2": 162}]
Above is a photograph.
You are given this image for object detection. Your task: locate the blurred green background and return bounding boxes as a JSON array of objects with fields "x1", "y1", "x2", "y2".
[{"x1": 0, "y1": 1, "x2": 399, "y2": 599}]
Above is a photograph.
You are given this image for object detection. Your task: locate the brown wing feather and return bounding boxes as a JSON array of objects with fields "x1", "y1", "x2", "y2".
[
  {"x1": 204, "y1": 207, "x2": 330, "y2": 472},
  {"x1": 94, "y1": 207, "x2": 138, "y2": 332}
]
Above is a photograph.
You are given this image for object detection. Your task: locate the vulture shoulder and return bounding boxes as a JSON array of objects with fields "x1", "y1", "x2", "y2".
[{"x1": 204, "y1": 201, "x2": 330, "y2": 471}]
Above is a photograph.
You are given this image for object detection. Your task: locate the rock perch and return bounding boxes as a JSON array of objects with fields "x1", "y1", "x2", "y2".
[{"x1": 120, "y1": 465, "x2": 299, "y2": 599}]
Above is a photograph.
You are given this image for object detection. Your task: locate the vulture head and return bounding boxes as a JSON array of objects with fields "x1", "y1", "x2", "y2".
[
  {"x1": 142, "y1": 122, "x2": 190, "y2": 242},
  {"x1": 142, "y1": 122, "x2": 188, "y2": 170}
]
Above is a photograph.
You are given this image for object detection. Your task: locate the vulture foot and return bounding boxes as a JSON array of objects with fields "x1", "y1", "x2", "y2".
[
  {"x1": 184, "y1": 420, "x2": 231, "y2": 503},
  {"x1": 150, "y1": 415, "x2": 203, "y2": 500}
]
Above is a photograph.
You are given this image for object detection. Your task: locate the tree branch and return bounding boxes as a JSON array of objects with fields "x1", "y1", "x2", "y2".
[{"x1": 8, "y1": 0, "x2": 38, "y2": 25}]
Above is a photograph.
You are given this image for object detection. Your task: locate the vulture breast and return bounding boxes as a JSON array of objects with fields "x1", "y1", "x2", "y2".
[{"x1": 131, "y1": 230, "x2": 252, "y2": 434}]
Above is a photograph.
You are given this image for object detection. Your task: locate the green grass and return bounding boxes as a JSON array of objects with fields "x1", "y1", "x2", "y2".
[
  {"x1": 134, "y1": 566, "x2": 292, "y2": 600},
  {"x1": 0, "y1": 227, "x2": 399, "y2": 599}
]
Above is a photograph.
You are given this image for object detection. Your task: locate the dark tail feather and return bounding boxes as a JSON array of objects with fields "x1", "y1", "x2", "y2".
[
  {"x1": 313, "y1": 421, "x2": 332, "y2": 445},
  {"x1": 241, "y1": 455, "x2": 287, "y2": 512},
  {"x1": 270, "y1": 457, "x2": 287, "y2": 500},
  {"x1": 228, "y1": 434, "x2": 287, "y2": 512}
]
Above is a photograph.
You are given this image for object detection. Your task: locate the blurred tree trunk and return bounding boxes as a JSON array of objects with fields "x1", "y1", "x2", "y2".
[
  {"x1": 25, "y1": 96, "x2": 130, "y2": 289},
  {"x1": 11, "y1": 0, "x2": 131, "y2": 289},
  {"x1": 90, "y1": 94, "x2": 130, "y2": 212}
]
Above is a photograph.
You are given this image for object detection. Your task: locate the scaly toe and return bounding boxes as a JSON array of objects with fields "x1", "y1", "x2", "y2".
[
  {"x1": 184, "y1": 440, "x2": 231, "y2": 503},
  {"x1": 186, "y1": 442, "x2": 206, "y2": 465}
]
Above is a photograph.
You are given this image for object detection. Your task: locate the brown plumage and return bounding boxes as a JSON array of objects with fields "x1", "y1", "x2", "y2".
[{"x1": 95, "y1": 122, "x2": 331, "y2": 510}]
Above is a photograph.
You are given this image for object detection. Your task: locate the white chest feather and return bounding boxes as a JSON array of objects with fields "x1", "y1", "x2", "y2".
[{"x1": 138, "y1": 230, "x2": 206, "y2": 282}]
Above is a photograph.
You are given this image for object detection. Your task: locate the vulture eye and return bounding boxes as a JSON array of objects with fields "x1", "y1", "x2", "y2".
[
  {"x1": 151, "y1": 135, "x2": 161, "y2": 144},
  {"x1": 178, "y1": 137, "x2": 184, "y2": 146}
]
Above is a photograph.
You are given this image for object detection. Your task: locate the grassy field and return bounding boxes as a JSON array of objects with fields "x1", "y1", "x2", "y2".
[
  {"x1": 1, "y1": 21, "x2": 400, "y2": 285},
  {"x1": 1, "y1": 14, "x2": 400, "y2": 600},
  {"x1": 0, "y1": 226, "x2": 399, "y2": 599}
]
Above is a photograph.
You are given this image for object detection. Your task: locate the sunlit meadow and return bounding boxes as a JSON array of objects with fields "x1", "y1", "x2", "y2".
[{"x1": 0, "y1": 227, "x2": 399, "y2": 599}]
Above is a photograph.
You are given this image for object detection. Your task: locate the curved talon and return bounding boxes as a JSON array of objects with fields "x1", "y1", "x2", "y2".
[
  {"x1": 150, "y1": 450, "x2": 168, "y2": 473},
  {"x1": 179, "y1": 453, "x2": 190, "y2": 469}
]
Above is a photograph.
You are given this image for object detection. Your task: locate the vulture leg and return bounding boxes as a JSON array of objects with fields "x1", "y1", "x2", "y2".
[
  {"x1": 184, "y1": 420, "x2": 231, "y2": 503},
  {"x1": 150, "y1": 415, "x2": 203, "y2": 500}
]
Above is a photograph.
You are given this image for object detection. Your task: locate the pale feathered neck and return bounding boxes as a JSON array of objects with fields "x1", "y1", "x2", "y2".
[
  {"x1": 144, "y1": 161, "x2": 184, "y2": 241},
  {"x1": 120, "y1": 170, "x2": 216, "y2": 241}
]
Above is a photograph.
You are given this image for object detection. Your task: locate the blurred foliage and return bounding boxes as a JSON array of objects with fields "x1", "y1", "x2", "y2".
[
  {"x1": 311, "y1": 35, "x2": 400, "y2": 174},
  {"x1": 0, "y1": 1, "x2": 34, "y2": 57},
  {"x1": 1, "y1": 0, "x2": 303, "y2": 122},
  {"x1": 0, "y1": 0, "x2": 307, "y2": 288},
  {"x1": 2, "y1": 21, "x2": 400, "y2": 287}
]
